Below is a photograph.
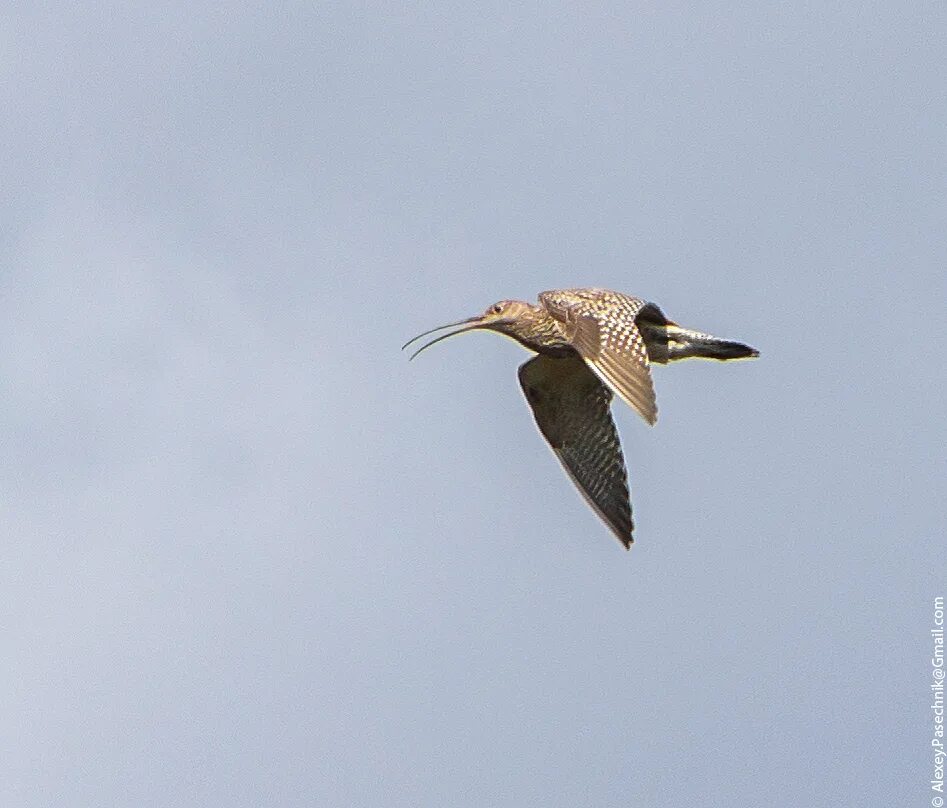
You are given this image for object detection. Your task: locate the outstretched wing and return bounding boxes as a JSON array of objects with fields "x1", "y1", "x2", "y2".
[
  {"x1": 539, "y1": 289, "x2": 659, "y2": 425},
  {"x1": 518, "y1": 354, "x2": 634, "y2": 548}
]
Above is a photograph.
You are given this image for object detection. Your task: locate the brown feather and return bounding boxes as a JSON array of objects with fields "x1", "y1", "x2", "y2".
[
  {"x1": 518, "y1": 354, "x2": 634, "y2": 548},
  {"x1": 539, "y1": 289, "x2": 658, "y2": 425}
]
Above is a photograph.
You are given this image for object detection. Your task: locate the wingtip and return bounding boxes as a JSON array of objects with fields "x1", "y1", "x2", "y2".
[
  {"x1": 726, "y1": 343, "x2": 760, "y2": 360},
  {"x1": 738, "y1": 344, "x2": 760, "y2": 359}
]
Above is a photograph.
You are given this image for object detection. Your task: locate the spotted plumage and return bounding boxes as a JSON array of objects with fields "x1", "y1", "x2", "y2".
[
  {"x1": 539, "y1": 289, "x2": 660, "y2": 425},
  {"x1": 403, "y1": 288, "x2": 758, "y2": 550},
  {"x1": 518, "y1": 354, "x2": 633, "y2": 545}
]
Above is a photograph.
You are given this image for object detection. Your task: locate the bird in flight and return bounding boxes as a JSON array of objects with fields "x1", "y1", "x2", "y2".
[{"x1": 403, "y1": 288, "x2": 758, "y2": 549}]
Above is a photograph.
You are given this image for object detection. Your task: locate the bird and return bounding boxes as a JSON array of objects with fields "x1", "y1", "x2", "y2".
[{"x1": 403, "y1": 288, "x2": 758, "y2": 549}]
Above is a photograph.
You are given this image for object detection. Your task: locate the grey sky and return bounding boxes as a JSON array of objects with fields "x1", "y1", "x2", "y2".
[{"x1": 2, "y1": 3, "x2": 944, "y2": 806}]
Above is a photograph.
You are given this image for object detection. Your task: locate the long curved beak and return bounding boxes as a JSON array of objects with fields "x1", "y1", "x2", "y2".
[{"x1": 401, "y1": 316, "x2": 485, "y2": 360}]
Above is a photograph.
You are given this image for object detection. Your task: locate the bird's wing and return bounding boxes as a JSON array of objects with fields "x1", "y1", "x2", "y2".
[
  {"x1": 518, "y1": 354, "x2": 634, "y2": 548},
  {"x1": 539, "y1": 289, "x2": 658, "y2": 425}
]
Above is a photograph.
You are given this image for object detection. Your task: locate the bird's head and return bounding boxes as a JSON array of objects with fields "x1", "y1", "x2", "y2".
[{"x1": 402, "y1": 299, "x2": 532, "y2": 359}]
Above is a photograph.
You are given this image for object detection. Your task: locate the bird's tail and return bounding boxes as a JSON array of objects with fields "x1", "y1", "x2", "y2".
[{"x1": 641, "y1": 322, "x2": 759, "y2": 364}]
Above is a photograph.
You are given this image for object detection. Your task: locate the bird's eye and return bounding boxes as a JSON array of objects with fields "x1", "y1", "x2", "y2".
[{"x1": 491, "y1": 303, "x2": 504, "y2": 314}]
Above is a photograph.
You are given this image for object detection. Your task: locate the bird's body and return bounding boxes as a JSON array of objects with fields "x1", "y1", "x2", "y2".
[{"x1": 404, "y1": 288, "x2": 758, "y2": 549}]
